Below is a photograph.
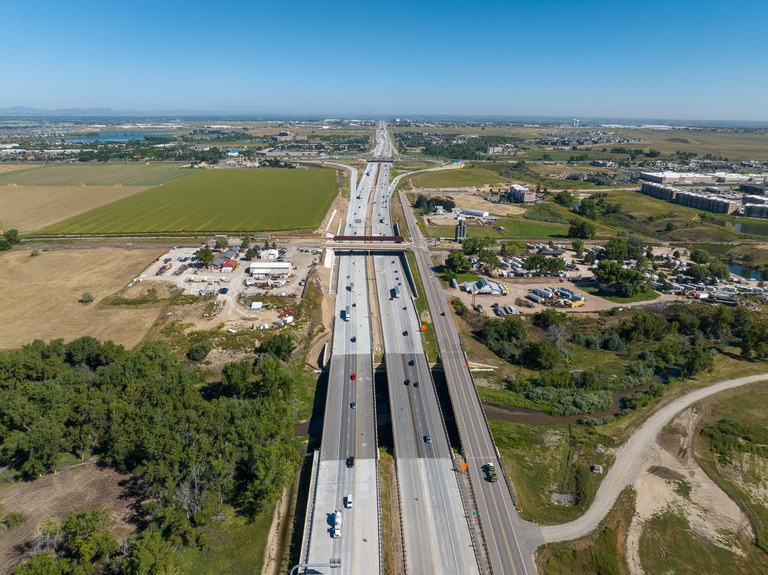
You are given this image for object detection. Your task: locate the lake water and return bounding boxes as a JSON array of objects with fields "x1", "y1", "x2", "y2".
[
  {"x1": 727, "y1": 263, "x2": 762, "y2": 281},
  {"x1": 62, "y1": 131, "x2": 170, "y2": 142}
]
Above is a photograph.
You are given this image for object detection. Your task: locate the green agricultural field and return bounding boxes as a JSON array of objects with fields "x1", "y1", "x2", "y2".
[
  {"x1": 0, "y1": 162, "x2": 193, "y2": 186},
  {"x1": 42, "y1": 168, "x2": 338, "y2": 234},
  {"x1": 408, "y1": 167, "x2": 512, "y2": 188}
]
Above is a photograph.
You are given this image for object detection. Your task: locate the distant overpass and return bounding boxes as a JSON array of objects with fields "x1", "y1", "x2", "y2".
[
  {"x1": 326, "y1": 235, "x2": 411, "y2": 252},
  {"x1": 328, "y1": 242, "x2": 410, "y2": 252},
  {"x1": 367, "y1": 157, "x2": 395, "y2": 163}
]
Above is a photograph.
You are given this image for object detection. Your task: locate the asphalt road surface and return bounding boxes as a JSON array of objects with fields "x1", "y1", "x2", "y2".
[
  {"x1": 303, "y1": 134, "x2": 387, "y2": 574},
  {"x1": 396, "y1": 183, "x2": 544, "y2": 575},
  {"x1": 371, "y1": 128, "x2": 479, "y2": 575}
]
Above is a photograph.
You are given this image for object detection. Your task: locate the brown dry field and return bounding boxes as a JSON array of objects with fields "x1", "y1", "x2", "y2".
[
  {"x1": 0, "y1": 462, "x2": 138, "y2": 573},
  {"x1": 528, "y1": 163, "x2": 614, "y2": 175},
  {"x1": 0, "y1": 247, "x2": 165, "y2": 349},
  {"x1": 0, "y1": 185, "x2": 149, "y2": 232},
  {"x1": 0, "y1": 165, "x2": 34, "y2": 174}
]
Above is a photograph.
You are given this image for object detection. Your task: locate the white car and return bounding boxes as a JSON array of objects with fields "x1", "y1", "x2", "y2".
[{"x1": 345, "y1": 494, "x2": 353, "y2": 509}]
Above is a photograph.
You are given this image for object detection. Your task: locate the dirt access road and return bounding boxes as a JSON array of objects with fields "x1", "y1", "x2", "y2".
[{"x1": 540, "y1": 372, "x2": 768, "y2": 543}]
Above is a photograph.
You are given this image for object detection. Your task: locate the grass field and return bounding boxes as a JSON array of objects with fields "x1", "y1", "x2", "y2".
[
  {"x1": 0, "y1": 185, "x2": 150, "y2": 231},
  {"x1": 581, "y1": 285, "x2": 660, "y2": 304},
  {"x1": 0, "y1": 462, "x2": 137, "y2": 574},
  {"x1": 639, "y1": 509, "x2": 768, "y2": 575},
  {"x1": 694, "y1": 383, "x2": 768, "y2": 555},
  {"x1": 0, "y1": 247, "x2": 165, "y2": 349},
  {"x1": 0, "y1": 162, "x2": 192, "y2": 186},
  {"x1": 173, "y1": 505, "x2": 273, "y2": 575},
  {"x1": 536, "y1": 488, "x2": 634, "y2": 574},
  {"x1": 0, "y1": 165, "x2": 35, "y2": 174},
  {"x1": 42, "y1": 167, "x2": 338, "y2": 234},
  {"x1": 427, "y1": 218, "x2": 570, "y2": 239},
  {"x1": 409, "y1": 167, "x2": 512, "y2": 188},
  {"x1": 490, "y1": 421, "x2": 614, "y2": 525}
]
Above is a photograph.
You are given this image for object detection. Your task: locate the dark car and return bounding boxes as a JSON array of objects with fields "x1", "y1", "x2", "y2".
[
  {"x1": 413, "y1": 381, "x2": 420, "y2": 388},
  {"x1": 424, "y1": 435, "x2": 432, "y2": 443},
  {"x1": 404, "y1": 379, "x2": 410, "y2": 386},
  {"x1": 347, "y1": 456, "x2": 355, "y2": 468},
  {"x1": 408, "y1": 359, "x2": 414, "y2": 366},
  {"x1": 403, "y1": 330, "x2": 408, "y2": 336}
]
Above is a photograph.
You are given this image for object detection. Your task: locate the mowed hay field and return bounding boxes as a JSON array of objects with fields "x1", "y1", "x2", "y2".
[
  {"x1": 0, "y1": 247, "x2": 165, "y2": 349},
  {"x1": 42, "y1": 167, "x2": 339, "y2": 234},
  {"x1": 0, "y1": 185, "x2": 149, "y2": 231},
  {"x1": 0, "y1": 162, "x2": 192, "y2": 186},
  {"x1": 409, "y1": 167, "x2": 512, "y2": 188}
]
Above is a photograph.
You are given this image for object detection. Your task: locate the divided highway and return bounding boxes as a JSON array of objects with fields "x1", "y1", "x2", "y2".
[
  {"x1": 371, "y1": 128, "x2": 479, "y2": 575},
  {"x1": 396, "y1": 184, "x2": 545, "y2": 574},
  {"x1": 302, "y1": 138, "x2": 387, "y2": 574}
]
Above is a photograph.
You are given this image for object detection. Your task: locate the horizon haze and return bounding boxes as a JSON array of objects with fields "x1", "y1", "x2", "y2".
[{"x1": 2, "y1": 0, "x2": 768, "y2": 121}]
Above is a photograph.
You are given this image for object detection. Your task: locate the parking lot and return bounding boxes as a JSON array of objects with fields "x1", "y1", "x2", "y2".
[{"x1": 136, "y1": 242, "x2": 322, "y2": 330}]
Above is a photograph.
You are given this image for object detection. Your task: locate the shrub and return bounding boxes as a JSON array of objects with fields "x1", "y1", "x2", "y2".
[
  {"x1": 602, "y1": 333, "x2": 625, "y2": 352},
  {"x1": 79, "y1": 292, "x2": 94, "y2": 304},
  {"x1": 187, "y1": 342, "x2": 211, "y2": 361},
  {"x1": 520, "y1": 340, "x2": 561, "y2": 370}
]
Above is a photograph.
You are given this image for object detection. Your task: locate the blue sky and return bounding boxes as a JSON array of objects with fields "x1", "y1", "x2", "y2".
[{"x1": 3, "y1": 0, "x2": 767, "y2": 120}]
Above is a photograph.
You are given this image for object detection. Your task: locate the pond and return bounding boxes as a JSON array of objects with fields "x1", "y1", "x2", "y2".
[{"x1": 727, "y1": 263, "x2": 762, "y2": 281}]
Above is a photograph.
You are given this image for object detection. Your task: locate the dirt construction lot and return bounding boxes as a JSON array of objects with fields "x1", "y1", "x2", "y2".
[
  {"x1": 0, "y1": 247, "x2": 165, "y2": 349},
  {"x1": 0, "y1": 462, "x2": 137, "y2": 573}
]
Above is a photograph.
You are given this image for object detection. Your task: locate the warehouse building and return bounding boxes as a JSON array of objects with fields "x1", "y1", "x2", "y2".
[
  {"x1": 461, "y1": 209, "x2": 490, "y2": 218},
  {"x1": 248, "y1": 261, "x2": 292, "y2": 277}
]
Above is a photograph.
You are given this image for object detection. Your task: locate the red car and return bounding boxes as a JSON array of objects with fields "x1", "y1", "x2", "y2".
[{"x1": 351, "y1": 373, "x2": 357, "y2": 381}]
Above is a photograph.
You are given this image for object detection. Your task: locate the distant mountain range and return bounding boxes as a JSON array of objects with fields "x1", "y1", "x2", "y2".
[{"x1": 0, "y1": 106, "x2": 126, "y2": 117}]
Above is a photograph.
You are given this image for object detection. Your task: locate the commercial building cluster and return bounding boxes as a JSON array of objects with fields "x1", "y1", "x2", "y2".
[{"x1": 640, "y1": 181, "x2": 768, "y2": 218}]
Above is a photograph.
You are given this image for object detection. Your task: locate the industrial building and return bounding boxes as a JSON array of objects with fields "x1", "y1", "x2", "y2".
[
  {"x1": 463, "y1": 278, "x2": 507, "y2": 296},
  {"x1": 507, "y1": 184, "x2": 536, "y2": 204},
  {"x1": 455, "y1": 219, "x2": 467, "y2": 241},
  {"x1": 248, "y1": 261, "x2": 292, "y2": 277},
  {"x1": 639, "y1": 171, "x2": 715, "y2": 184},
  {"x1": 460, "y1": 209, "x2": 490, "y2": 219},
  {"x1": 211, "y1": 248, "x2": 240, "y2": 269}
]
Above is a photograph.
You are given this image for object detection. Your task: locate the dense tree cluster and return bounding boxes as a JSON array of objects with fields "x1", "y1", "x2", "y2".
[
  {"x1": 524, "y1": 254, "x2": 566, "y2": 275},
  {"x1": 0, "y1": 228, "x2": 21, "y2": 252},
  {"x1": 0, "y1": 338, "x2": 300, "y2": 573},
  {"x1": 573, "y1": 193, "x2": 621, "y2": 221},
  {"x1": 593, "y1": 260, "x2": 647, "y2": 297},
  {"x1": 568, "y1": 219, "x2": 596, "y2": 239},
  {"x1": 413, "y1": 195, "x2": 456, "y2": 214},
  {"x1": 470, "y1": 304, "x2": 757, "y2": 418}
]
